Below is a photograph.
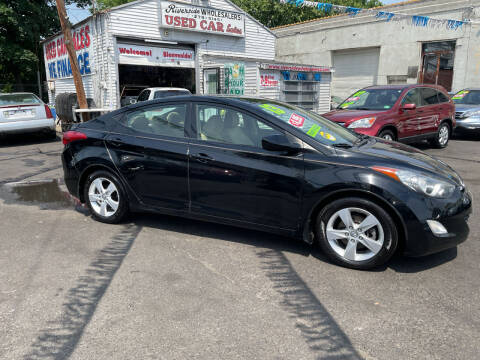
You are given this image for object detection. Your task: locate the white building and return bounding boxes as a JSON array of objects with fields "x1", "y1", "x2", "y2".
[
  {"x1": 274, "y1": 0, "x2": 480, "y2": 99},
  {"x1": 42, "y1": 0, "x2": 333, "y2": 113}
]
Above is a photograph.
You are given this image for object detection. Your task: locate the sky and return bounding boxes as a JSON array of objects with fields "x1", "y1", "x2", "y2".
[{"x1": 65, "y1": 0, "x2": 403, "y2": 26}]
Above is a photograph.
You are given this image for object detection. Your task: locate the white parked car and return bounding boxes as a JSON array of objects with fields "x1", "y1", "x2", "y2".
[
  {"x1": 0, "y1": 93, "x2": 56, "y2": 137},
  {"x1": 136, "y1": 87, "x2": 191, "y2": 102}
]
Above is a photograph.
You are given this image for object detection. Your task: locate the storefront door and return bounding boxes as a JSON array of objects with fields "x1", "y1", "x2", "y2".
[
  {"x1": 204, "y1": 69, "x2": 220, "y2": 94},
  {"x1": 419, "y1": 41, "x2": 455, "y2": 92}
]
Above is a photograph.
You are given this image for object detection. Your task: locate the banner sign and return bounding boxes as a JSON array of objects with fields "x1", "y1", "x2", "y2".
[
  {"x1": 43, "y1": 21, "x2": 93, "y2": 80},
  {"x1": 260, "y1": 71, "x2": 280, "y2": 87},
  {"x1": 261, "y1": 63, "x2": 332, "y2": 73},
  {"x1": 224, "y1": 63, "x2": 245, "y2": 95},
  {"x1": 117, "y1": 43, "x2": 195, "y2": 67},
  {"x1": 160, "y1": 1, "x2": 245, "y2": 37},
  {"x1": 278, "y1": 0, "x2": 468, "y2": 31}
]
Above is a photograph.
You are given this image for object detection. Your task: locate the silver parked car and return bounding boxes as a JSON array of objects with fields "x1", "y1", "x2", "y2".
[
  {"x1": 0, "y1": 93, "x2": 56, "y2": 137},
  {"x1": 452, "y1": 88, "x2": 480, "y2": 134}
]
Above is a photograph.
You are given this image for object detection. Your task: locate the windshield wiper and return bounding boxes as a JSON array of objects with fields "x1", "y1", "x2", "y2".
[
  {"x1": 333, "y1": 143, "x2": 353, "y2": 148},
  {"x1": 354, "y1": 134, "x2": 370, "y2": 146}
]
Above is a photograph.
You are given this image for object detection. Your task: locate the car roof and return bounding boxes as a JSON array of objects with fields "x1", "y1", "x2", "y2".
[
  {"x1": 123, "y1": 95, "x2": 284, "y2": 113},
  {"x1": 363, "y1": 84, "x2": 446, "y2": 91},
  {"x1": 146, "y1": 87, "x2": 191, "y2": 92},
  {"x1": 0, "y1": 92, "x2": 37, "y2": 95}
]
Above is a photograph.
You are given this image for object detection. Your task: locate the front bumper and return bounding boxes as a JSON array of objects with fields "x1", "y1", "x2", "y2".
[
  {"x1": 455, "y1": 117, "x2": 480, "y2": 131},
  {"x1": 0, "y1": 118, "x2": 55, "y2": 134},
  {"x1": 403, "y1": 190, "x2": 472, "y2": 257}
]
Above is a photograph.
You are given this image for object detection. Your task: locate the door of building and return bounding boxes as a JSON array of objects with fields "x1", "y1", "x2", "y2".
[
  {"x1": 419, "y1": 41, "x2": 455, "y2": 92},
  {"x1": 204, "y1": 69, "x2": 220, "y2": 94}
]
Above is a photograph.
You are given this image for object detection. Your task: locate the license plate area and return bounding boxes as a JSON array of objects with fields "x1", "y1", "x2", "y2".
[{"x1": 4, "y1": 108, "x2": 35, "y2": 118}]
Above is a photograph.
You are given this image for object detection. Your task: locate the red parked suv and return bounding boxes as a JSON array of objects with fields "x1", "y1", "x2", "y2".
[{"x1": 323, "y1": 85, "x2": 455, "y2": 148}]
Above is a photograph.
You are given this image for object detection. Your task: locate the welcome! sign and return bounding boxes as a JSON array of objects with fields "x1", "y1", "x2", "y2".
[
  {"x1": 160, "y1": 1, "x2": 245, "y2": 37},
  {"x1": 117, "y1": 43, "x2": 195, "y2": 67}
]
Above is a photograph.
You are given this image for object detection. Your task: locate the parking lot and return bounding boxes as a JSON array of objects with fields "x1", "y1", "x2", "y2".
[{"x1": 0, "y1": 133, "x2": 479, "y2": 360}]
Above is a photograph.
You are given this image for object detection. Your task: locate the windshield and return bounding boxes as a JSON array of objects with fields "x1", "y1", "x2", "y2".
[
  {"x1": 338, "y1": 88, "x2": 403, "y2": 110},
  {"x1": 452, "y1": 90, "x2": 480, "y2": 105},
  {"x1": 0, "y1": 93, "x2": 42, "y2": 106},
  {"x1": 241, "y1": 98, "x2": 360, "y2": 146}
]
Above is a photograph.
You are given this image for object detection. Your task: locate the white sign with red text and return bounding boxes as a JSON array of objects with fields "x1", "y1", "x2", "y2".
[
  {"x1": 160, "y1": 1, "x2": 245, "y2": 38},
  {"x1": 260, "y1": 71, "x2": 280, "y2": 88},
  {"x1": 43, "y1": 20, "x2": 94, "y2": 80},
  {"x1": 117, "y1": 43, "x2": 195, "y2": 67}
]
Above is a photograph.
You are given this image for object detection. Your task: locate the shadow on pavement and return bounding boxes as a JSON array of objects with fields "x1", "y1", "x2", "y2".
[
  {"x1": 257, "y1": 248, "x2": 362, "y2": 359},
  {"x1": 388, "y1": 247, "x2": 457, "y2": 273},
  {"x1": 135, "y1": 213, "x2": 363, "y2": 359},
  {"x1": 0, "y1": 132, "x2": 58, "y2": 148},
  {"x1": 24, "y1": 224, "x2": 142, "y2": 360}
]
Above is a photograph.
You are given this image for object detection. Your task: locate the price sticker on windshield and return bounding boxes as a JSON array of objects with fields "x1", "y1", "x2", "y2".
[
  {"x1": 452, "y1": 90, "x2": 469, "y2": 100},
  {"x1": 289, "y1": 113, "x2": 305, "y2": 127}
]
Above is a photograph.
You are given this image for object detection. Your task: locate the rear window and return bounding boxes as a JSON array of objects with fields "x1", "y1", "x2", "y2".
[
  {"x1": 0, "y1": 93, "x2": 41, "y2": 106},
  {"x1": 154, "y1": 90, "x2": 190, "y2": 99}
]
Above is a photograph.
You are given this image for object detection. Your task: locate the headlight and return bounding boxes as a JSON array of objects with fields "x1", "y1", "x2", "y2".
[
  {"x1": 463, "y1": 110, "x2": 480, "y2": 118},
  {"x1": 371, "y1": 166, "x2": 456, "y2": 198},
  {"x1": 348, "y1": 117, "x2": 376, "y2": 129}
]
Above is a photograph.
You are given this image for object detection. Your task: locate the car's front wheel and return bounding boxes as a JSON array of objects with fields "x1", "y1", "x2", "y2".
[
  {"x1": 316, "y1": 198, "x2": 398, "y2": 270},
  {"x1": 84, "y1": 170, "x2": 128, "y2": 223},
  {"x1": 378, "y1": 129, "x2": 395, "y2": 141}
]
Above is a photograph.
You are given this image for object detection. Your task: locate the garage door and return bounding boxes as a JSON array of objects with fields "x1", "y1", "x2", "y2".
[{"x1": 332, "y1": 47, "x2": 380, "y2": 99}]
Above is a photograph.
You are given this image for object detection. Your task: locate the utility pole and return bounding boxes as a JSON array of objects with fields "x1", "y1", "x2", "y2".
[{"x1": 55, "y1": 0, "x2": 89, "y2": 121}]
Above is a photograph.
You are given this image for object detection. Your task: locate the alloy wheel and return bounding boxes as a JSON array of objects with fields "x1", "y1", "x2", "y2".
[
  {"x1": 438, "y1": 125, "x2": 449, "y2": 146},
  {"x1": 88, "y1": 177, "x2": 120, "y2": 217},
  {"x1": 325, "y1": 207, "x2": 384, "y2": 262},
  {"x1": 383, "y1": 134, "x2": 393, "y2": 141}
]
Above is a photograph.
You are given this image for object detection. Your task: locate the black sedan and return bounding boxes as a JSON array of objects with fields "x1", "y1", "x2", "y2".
[{"x1": 61, "y1": 96, "x2": 472, "y2": 269}]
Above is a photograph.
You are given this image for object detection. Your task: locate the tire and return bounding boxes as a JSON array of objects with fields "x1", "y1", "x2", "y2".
[
  {"x1": 430, "y1": 122, "x2": 450, "y2": 148},
  {"x1": 47, "y1": 130, "x2": 57, "y2": 140},
  {"x1": 83, "y1": 170, "x2": 129, "y2": 224},
  {"x1": 316, "y1": 197, "x2": 398, "y2": 270},
  {"x1": 378, "y1": 129, "x2": 395, "y2": 141}
]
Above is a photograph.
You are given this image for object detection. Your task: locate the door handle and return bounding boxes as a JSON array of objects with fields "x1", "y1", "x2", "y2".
[
  {"x1": 193, "y1": 152, "x2": 213, "y2": 163},
  {"x1": 108, "y1": 137, "x2": 124, "y2": 147}
]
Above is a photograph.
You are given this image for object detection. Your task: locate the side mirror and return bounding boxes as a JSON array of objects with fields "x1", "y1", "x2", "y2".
[
  {"x1": 262, "y1": 134, "x2": 302, "y2": 153},
  {"x1": 402, "y1": 103, "x2": 416, "y2": 111}
]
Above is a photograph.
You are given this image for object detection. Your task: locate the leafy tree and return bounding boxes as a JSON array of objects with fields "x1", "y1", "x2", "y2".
[
  {"x1": 0, "y1": 1, "x2": 61, "y2": 93},
  {"x1": 76, "y1": 0, "x2": 383, "y2": 27},
  {"x1": 229, "y1": 0, "x2": 383, "y2": 28}
]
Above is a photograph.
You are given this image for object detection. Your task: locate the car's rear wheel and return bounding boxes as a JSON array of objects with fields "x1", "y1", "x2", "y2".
[
  {"x1": 378, "y1": 129, "x2": 395, "y2": 141},
  {"x1": 316, "y1": 198, "x2": 398, "y2": 270},
  {"x1": 430, "y1": 122, "x2": 450, "y2": 148},
  {"x1": 84, "y1": 170, "x2": 128, "y2": 223}
]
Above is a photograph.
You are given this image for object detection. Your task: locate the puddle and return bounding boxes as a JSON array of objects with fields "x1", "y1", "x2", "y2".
[{"x1": 0, "y1": 179, "x2": 88, "y2": 213}]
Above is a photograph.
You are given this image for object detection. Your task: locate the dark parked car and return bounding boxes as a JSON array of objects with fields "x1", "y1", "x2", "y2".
[
  {"x1": 323, "y1": 85, "x2": 455, "y2": 148},
  {"x1": 451, "y1": 88, "x2": 480, "y2": 134},
  {"x1": 62, "y1": 96, "x2": 471, "y2": 269}
]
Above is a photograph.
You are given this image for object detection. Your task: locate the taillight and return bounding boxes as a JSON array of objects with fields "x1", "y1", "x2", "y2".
[
  {"x1": 45, "y1": 104, "x2": 53, "y2": 119},
  {"x1": 63, "y1": 131, "x2": 87, "y2": 145}
]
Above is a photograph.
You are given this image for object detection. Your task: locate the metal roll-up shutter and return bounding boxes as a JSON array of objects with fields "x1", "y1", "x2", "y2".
[{"x1": 332, "y1": 47, "x2": 380, "y2": 98}]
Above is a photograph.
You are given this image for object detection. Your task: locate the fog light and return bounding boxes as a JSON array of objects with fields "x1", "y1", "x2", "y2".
[{"x1": 427, "y1": 220, "x2": 448, "y2": 235}]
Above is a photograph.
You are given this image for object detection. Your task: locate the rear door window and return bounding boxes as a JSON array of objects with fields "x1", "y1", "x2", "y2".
[
  {"x1": 437, "y1": 91, "x2": 450, "y2": 103},
  {"x1": 117, "y1": 103, "x2": 187, "y2": 138},
  {"x1": 420, "y1": 88, "x2": 439, "y2": 106}
]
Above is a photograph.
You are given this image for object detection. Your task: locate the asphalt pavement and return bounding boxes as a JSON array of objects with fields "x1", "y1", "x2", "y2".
[{"x1": 0, "y1": 132, "x2": 479, "y2": 360}]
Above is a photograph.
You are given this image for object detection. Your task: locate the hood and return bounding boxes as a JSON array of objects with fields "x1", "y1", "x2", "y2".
[
  {"x1": 322, "y1": 109, "x2": 386, "y2": 124},
  {"x1": 343, "y1": 139, "x2": 463, "y2": 186},
  {"x1": 455, "y1": 104, "x2": 480, "y2": 113}
]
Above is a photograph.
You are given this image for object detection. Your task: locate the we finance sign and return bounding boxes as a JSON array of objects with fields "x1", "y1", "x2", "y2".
[
  {"x1": 161, "y1": 1, "x2": 245, "y2": 37},
  {"x1": 43, "y1": 21, "x2": 93, "y2": 80}
]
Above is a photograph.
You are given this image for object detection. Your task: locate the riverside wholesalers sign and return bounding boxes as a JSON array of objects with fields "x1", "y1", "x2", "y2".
[
  {"x1": 160, "y1": 1, "x2": 245, "y2": 37},
  {"x1": 117, "y1": 43, "x2": 195, "y2": 67}
]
